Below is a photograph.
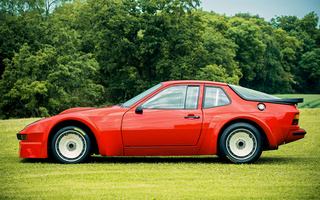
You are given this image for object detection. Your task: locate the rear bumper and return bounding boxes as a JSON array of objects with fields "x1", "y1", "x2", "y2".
[
  {"x1": 293, "y1": 131, "x2": 307, "y2": 136},
  {"x1": 285, "y1": 129, "x2": 306, "y2": 143}
]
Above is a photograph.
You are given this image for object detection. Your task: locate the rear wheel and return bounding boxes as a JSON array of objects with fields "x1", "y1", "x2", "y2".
[
  {"x1": 51, "y1": 126, "x2": 91, "y2": 164},
  {"x1": 219, "y1": 123, "x2": 262, "y2": 164}
]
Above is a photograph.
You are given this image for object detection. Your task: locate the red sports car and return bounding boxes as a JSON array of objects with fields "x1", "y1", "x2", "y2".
[{"x1": 17, "y1": 80, "x2": 306, "y2": 164}]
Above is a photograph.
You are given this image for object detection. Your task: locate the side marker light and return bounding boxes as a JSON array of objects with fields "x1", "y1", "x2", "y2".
[{"x1": 17, "y1": 134, "x2": 28, "y2": 140}]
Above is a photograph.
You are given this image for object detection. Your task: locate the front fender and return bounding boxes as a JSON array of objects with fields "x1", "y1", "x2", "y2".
[{"x1": 41, "y1": 115, "x2": 105, "y2": 158}]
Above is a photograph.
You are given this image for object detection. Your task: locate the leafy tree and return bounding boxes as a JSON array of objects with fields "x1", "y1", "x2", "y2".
[
  {"x1": 89, "y1": 0, "x2": 208, "y2": 103},
  {"x1": 298, "y1": 48, "x2": 320, "y2": 93},
  {"x1": 227, "y1": 17, "x2": 267, "y2": 85},
  {"x1": 226, "y1": 15, "x2": 305, "y2": 93},
  {"x1": 271, "y1": 12, "x2": 320, "y2": 93},
  {"x1": 0, "y1": 29, "x2": 104, "y2": 118},
  {"x1": 270, "y1": 15, "x2": 299, "y2": 32},
  {"x1": 1, "y1": 0, "x2": 320, "y2": 119},
  {"x1": 195, "y1": 64, "x2": 240, "y2": 85},
  {"x1": 200, "y1": 12, "x2": 241, "y2": 84},
  {"x1": 0, "y1": 9, "x2": 45, "y2": 78}
]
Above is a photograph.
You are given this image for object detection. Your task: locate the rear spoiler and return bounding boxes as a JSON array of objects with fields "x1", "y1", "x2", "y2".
[{"x1": 258, "y1": 98, "x2": 304, "y2": 105}]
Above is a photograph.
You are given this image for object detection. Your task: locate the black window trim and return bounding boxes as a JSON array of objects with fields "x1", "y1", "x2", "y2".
[{"x1": 202, "y1": 86, "x2": 231, "y2": 109}]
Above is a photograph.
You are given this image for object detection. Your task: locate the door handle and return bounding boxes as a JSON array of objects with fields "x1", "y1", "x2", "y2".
[{"x1": 184, "y1": 116, "x2": 200, "y2": 119}]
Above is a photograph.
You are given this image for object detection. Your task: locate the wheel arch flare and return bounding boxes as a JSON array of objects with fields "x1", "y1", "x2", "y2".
[
  {"x1": 47, "y1": 120, "x2": 101, "y2": 157},
  {"x1": 217, "y1": 119, "x2": 271, "y2": 152}
]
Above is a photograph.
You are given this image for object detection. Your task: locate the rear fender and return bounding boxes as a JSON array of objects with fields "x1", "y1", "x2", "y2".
[{"x1": 198, "y1": 114, "x2": 280, "y2": 155}]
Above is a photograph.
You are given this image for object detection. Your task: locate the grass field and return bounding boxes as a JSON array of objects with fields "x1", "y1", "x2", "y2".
[
  {"x1": 1, "y1": 109, "x2": 319, "y2": 199},
  {"x1": 275, "y1": 94, "x2": 320, "y2": 109}
]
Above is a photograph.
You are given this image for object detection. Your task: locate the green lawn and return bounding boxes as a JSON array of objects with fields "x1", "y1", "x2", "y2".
[
  {"x1": 275, "y1": 94, "x2": 320, "y2": 108},
  {"x1": 1, "y1": 109, "x2": 319, "y2": 199}
]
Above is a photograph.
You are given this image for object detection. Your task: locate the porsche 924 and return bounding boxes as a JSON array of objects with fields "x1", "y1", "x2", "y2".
[{"x1": 17, "y1": 80, "x2": 306, "y2": 164}]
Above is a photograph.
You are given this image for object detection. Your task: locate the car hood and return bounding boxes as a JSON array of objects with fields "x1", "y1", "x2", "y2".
[
  {"x1": 58, "y1": 105, "x2": 127, "y2": 116},
  {"x1": 59, "y1": 107, "x2": 97, "y2": 115}
]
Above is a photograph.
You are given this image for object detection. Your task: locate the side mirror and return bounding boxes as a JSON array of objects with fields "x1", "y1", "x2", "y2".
[{"x1": 135, "y1": 105, "x2": 143, "y2": 114}]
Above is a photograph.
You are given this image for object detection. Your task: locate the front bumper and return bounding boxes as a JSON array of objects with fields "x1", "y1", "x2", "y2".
[
  {"x1": 285, "y1": 129, "x2": 306, "y2": 143},
  {"x1": 17, "y1": 132, "x2": 47, "y2": 158}
]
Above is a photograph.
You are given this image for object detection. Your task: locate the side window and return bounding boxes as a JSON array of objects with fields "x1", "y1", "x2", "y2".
[
  {"x1": 185, "y1": 86, "x2": 200, "y2": 109},
  {"x1": 143, "y1": 85, "x2": 199, "y2": 109},
  {"x1": 203, "y1": 87, "x2": 230, "y2": 108}
]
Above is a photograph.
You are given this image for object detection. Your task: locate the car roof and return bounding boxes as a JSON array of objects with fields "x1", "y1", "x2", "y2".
[{"x1": 161, "y1": 80, "x2": 228, "y2": 86}]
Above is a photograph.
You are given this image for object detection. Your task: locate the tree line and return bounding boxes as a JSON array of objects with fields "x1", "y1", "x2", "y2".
[{"x1": 0, "y1": 0, "x2": 319, "y2": 119}]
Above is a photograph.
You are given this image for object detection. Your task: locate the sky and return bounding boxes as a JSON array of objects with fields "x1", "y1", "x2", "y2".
[{"x1": 200, "y1": 0, "x2": 320, "y2": 23}]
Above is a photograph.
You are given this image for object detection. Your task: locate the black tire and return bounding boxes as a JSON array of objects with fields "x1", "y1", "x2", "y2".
[
  {"x1": 51, "y1": 126, "x2": 91, "y2": 164},
  {"x1": 219, "y1": 123, "x2": 262, "y2": 164}
]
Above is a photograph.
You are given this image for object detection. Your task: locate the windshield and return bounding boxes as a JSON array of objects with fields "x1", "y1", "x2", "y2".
[
  {"x1": 122, "y1": 83, "x2": 163, "y2": 108},
  {"x1": 229, "y1": 84, "x2": 279, "y2": 100}
]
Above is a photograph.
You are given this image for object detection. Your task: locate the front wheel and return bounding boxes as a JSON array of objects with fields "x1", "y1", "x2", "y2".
[
  {"x1": 51, "y1": 126, "x2": 91, "y2": 164},
  {"x1": 219, "y1": 123, "x2": 262, "y2": 164}
]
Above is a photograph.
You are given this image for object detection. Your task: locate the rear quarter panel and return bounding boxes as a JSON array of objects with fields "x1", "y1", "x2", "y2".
[{"x1": 199, "y1": 85, "x2": 298, "y2": 155}]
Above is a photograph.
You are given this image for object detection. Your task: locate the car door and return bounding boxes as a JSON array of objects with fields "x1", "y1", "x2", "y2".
[{"x1": 122, "y1": 85, "x2": 203, "y2": 146}]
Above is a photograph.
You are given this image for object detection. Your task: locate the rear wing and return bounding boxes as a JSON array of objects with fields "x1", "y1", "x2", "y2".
[{"x1": 256, "y1": 98, "x2": 304, "y2": 105}]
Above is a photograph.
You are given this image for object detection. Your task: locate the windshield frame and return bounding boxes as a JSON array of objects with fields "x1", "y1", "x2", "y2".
[{"x1": 122, "y1": 83, "x2": 163, "y2": 108}]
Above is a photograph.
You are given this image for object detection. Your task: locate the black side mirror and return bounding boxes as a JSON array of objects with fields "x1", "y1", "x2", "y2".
[{"x1": 135, "y1": 105, "x2": 143, "y2": 114}]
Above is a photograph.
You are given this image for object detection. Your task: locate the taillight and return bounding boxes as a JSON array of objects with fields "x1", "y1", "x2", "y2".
[{"x1": 292, "y1": 114, "x2": 299, "y2": 125}]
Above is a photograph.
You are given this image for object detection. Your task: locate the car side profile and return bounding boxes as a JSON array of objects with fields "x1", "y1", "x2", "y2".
[{"x1": 17, "y1": 80, "x2": 306, "y2": 164}]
